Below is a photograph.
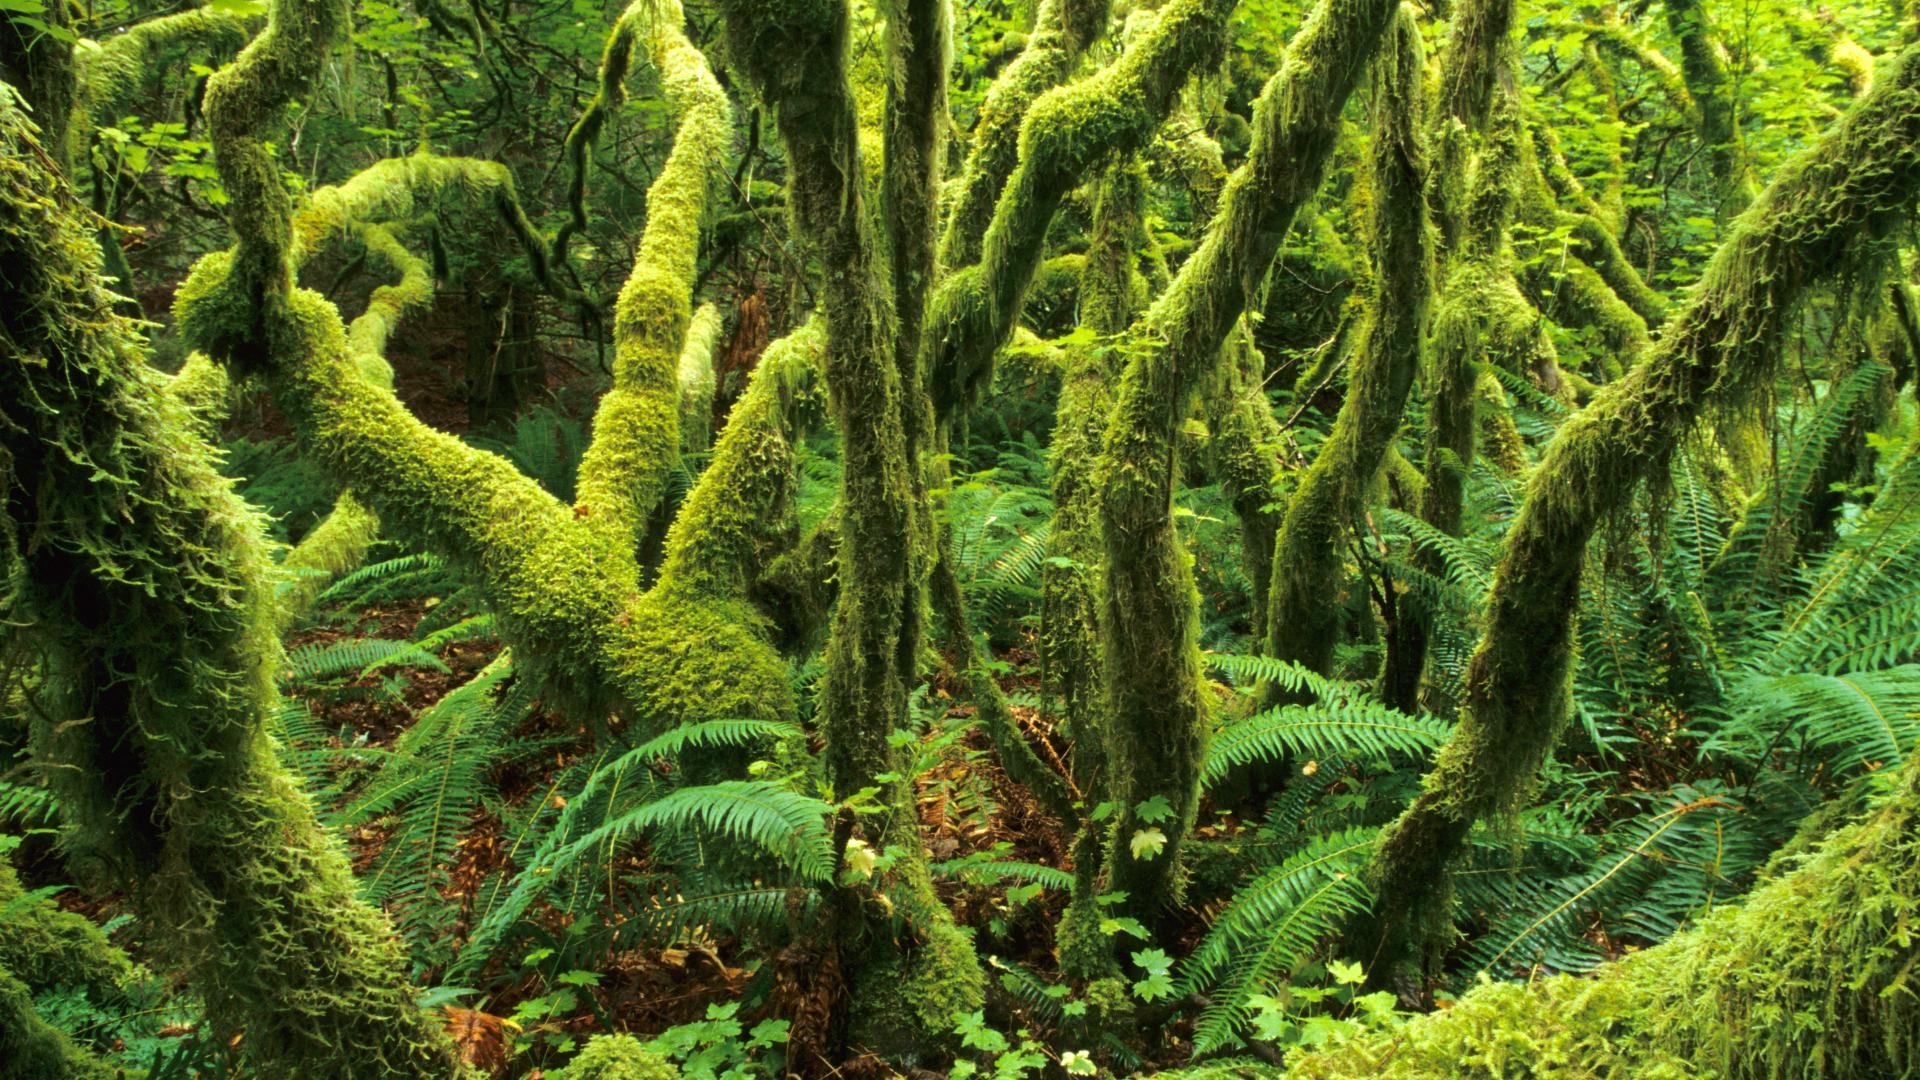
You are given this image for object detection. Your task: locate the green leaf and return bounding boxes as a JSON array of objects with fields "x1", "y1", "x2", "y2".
[
  {"x1": 1134, "y1": 794, "x2": 1175, "y2": 824},
  {"x1": 1129, "y1": 826, "x2": 1168, "y2": 861}
]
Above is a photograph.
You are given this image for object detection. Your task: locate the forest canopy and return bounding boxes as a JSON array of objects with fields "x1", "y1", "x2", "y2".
[{"x1": 3, "y1": 0, "x2": 1920, "y2": 1075}]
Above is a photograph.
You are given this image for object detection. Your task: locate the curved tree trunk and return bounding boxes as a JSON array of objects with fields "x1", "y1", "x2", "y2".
[{"x1": 1363, "y1": 37, "x2": 1920, "y2": 989}]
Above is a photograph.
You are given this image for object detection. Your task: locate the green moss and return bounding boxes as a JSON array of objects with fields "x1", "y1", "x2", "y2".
[
  {"x1": 165, "y1": 353, "x2": 234, "y2": 442},
  {"x1": 70, "y1": 6, "x2": 254, "y2": 153},
  {"x1": 1664, "y1": 0, "x2": 1759, "y2": 219},
  {"x1": 657, "y1": 321, "x2": 827, "y2": 601},
  {"x1": 560, "y1": 1034, "x2": 680, "y2": 1080},
  {"x1": 277, "y1": 495, "x2": 382, "y2": 627},
  {"x1": 717, "y1": 0, "x2": 985, "y2": 1046}
]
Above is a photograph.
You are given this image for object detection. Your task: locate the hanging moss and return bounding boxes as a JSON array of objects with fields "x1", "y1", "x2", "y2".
[
  {"x1": 1264, "y1": 11, "x2": 1431, "y2": 692},
  {"x1": 1364, "y1": 38, "x2": 1920, "y2": 987},
  {"x1": 1, "y1": 0, "x2": 76, "y2": 170},
  {"x1": 678, "y1": 303, "x2": 724, "y2": 454},
  {"x1": 1094, "y1": 0, "x2": 1402, "y2": 928},
  {"x1": 575, "y1": 0, "x2": 732, "y2": 557},
  {"x1": 0, "y1": 90, "x2": 457, "y2": 1076}
]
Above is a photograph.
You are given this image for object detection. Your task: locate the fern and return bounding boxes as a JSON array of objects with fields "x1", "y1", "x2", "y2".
[
  {"x1": 285, "y1": 637, "x2": 450, "y2": 683},
  {"x1": 1762, "y1": 443, "x2": 1920, "y2": 674},
  {"x1": 1201, "y1": 700, "x2": 1449, "y2": 787},
  {"x1": 450, "y1": 719, "x2": 808, "y2": 980},
  {"x1": 1713, "y1": 665, "x2": 1920, "y2": 778},
  {"x1": 931, "y1": 854, "x2": 1076, "y2": 892},
  {"x1": 1180, "y1": 827, "x2": 1379, "y2": 1055},
  {"x1": 1705, "y1": 361, "x2": 1892, "y2": 612},
  {"x1": 464, "y1": 405, "x2": 589, "y2": 502},
  {"x1": 1460, "y1": 794, "x2": 1734, "y2": 979}
]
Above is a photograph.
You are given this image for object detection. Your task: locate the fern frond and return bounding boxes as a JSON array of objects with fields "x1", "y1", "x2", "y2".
[
  {"x1": 284, "y1": 637, "x2": 449, "y2": 683},
  {"x1": 1181, "y1": 827, "x2": 1378, "y2": 1055},
  {"x1": 1463, "y1": 796, "x2": 1724, "y2": 980},
  {"x1": 1180, "y1": 827, "x2": 1378, "y2": 997},
  {"x1": 930, "y1": 856, "x2": 1075, "y2": 892},
  {"x1": 1201, "y1": 701, "x2": 1448, "y2": 787},
  {"x1": 1713, "y1": 666, "x2": 1920, "y2": 777}
]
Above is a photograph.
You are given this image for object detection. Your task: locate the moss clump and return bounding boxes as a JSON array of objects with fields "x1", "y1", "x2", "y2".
[
  {"x1": 0, "y1": 966, "x2": 121, "y2": 1080},
  {"x1": 560, "y1": 1034, "x2": 680, "y2": 1079},
  {"x1": 0, "y1": 863, "x2": 134, "y2": 1002}
]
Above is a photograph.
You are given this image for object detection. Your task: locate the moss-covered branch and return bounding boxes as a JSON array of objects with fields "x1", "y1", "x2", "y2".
[
  {"x1": 1364, "y1": 38, "x2": 1920, "y2": 985},
  {"x1": 70, "y1": 4, "x2": 255, "y2": 156},
  {"x1": 654, "y1": 321, "x2": 827, "y2": 603},
  {"x1": 1093, "y1": 0, "x2": 1400, "y2": 925},
  {"x1": 1264, "y1": 13, "x2": 1430, "y2": 688},
  {"x1": 575, "y1": 0, "x2": 731, "y2": 557},
  {"x1": 1665, "y1": 0, "x2": 1758, "y2": 218},
  {"x1": 937, "y1": 0, "x2": 1111, "y2": 270},
  {"x1": 678, "y1": 302, "x2": 724, "y2": 453},
  {"x1": 925, "y1": 0, "x2": 1235, "y2": 421}
]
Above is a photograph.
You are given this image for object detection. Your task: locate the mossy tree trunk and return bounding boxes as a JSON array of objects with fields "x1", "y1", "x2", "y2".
[
  {"x1": 1093, "y1": 0, "x2": 1401, "y2": 932},
  {"x1": 1361, "y1": 38, "x2": 1920, "y2": 991},
  {"x1": 1263, "y1": 14, "x2": 1432, "y2": 693},
  {"x1": 711, "y1": 0, "x2": 992, "y2": 1052},
  {"x1": 0, "y1": 87, "x2": 457, "y2": 1076}
]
